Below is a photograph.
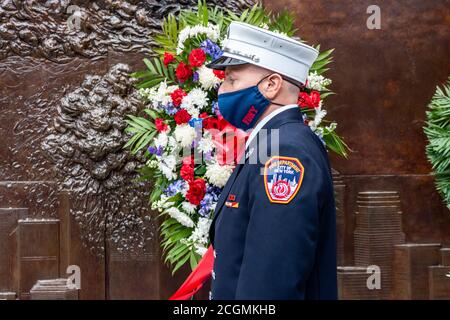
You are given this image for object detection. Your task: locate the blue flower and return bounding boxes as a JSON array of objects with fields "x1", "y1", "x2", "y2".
[
  {"x1": 200, "y1": 39, "x2": 223, "y2": 60},
  {"x1": 164, "y1": 180, "x2": 187, "y2": 197},
  {"x1": 199, "y1": 193, "x2": 213, "y2": 216},
  {"x1": 188, "y1": 117, "x2": 203, "y2": 128},
  {"x1": 162, "y1": 102, "x2": 177, "y2": 115},
  {"x1": 147, "y1": 145, "x2": 163, "y2": 156},
  {"x1": 207, "y1": 185, "x2": 222, "y2": 201},
  {"x1": 198, "y1": 185, "x2": 223, "y2": 217},
  {"x1": 193, "y1": 72, "x2": 199, "y2": 82}
]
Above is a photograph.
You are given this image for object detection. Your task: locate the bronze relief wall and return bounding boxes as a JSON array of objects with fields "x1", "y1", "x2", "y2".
[{"x1": 0, "y1": 0, "x2": 254, "y2": 300}]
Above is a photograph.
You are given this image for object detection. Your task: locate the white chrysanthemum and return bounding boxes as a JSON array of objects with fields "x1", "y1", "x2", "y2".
[
  {"x1": 164, "y1": 153, "x2": 177, "y2": 169},
  {"x1": 165, "y1": 207, "x2": 194, "y2": 228},
  {"x1": 307, "y1": 71, "x2": 332, "y2": 91},
  {"x1": 205, "y1": 162, "x2": 234, "y2": 187},
  {"x1": 197, "y1": 65, "x2": 222, "y2": 90},
  {"x1": 177, "y1": 23, "x2": 220, "y2": 54},
  {"x1": 179, "y1": 217, "x2": 213, "y2": 256},
  {"x1": 173, "y1": 124, "x2": 197, "y2": 148},
  {"x1": 158, "y1": 154, "x2": 177, "y2": 180},
  {"x1": 308, "y1": 101, "x2": 327, "y2": 131},
  {"x1": 180, "y1": 88, "x2": 209, "y2": 117},
  {"x1": 188, "y1": 217, "x2": 212, "y2": 246},
  {"x1": 141, "y1": 81, "x2": 178, "y2": 109},
  {"x1": 181, "y1": 201, "x2": 197, "y2": 214},
  {"x1": 159, "y1": 164, "x2": 177, "y2": 181},
  {"x1": 154, "y1": 132, "x2": 168, "y2": 148},
  {"x1": 167, "y1": 135, "x2": 178, "y2": 150},
  {"x1": 198, "y1": 132, "x2": 214, "y2": 154}
]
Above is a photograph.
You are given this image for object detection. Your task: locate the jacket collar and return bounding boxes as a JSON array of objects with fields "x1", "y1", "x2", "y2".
[{"x1": 245, "y1": 104, "x2": 303, "y2": 150}]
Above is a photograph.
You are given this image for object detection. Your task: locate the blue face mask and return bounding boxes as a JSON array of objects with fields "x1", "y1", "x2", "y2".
[{"x1": 217, "y1": 74, "x2": 286, "y2": 131}]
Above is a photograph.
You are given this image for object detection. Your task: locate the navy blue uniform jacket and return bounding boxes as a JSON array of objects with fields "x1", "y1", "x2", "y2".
[{"x1": 209, "y1": 106, "x2": 338, "y2": 300}]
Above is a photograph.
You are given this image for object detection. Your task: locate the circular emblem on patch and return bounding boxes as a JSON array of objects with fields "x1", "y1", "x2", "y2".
[
  {"x1": 264, "y1": 156, "x2": 304, "y2": 204},
  {"x1": 271, "y1": 180, "x2": 291, "y2": 199}
]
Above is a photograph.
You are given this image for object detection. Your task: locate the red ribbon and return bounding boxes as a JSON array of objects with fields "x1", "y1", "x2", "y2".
[
  {"x1": 210, "y1": 115, "x2": 249, "y2": 166},
  {"x1": 169, "y1": 245, "x2": 215, "y2": 300}
]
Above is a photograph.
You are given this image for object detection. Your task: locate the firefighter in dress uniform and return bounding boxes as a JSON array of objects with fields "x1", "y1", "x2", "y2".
[{"x1": 205, "y1": 21, "x2": 338, "y2": 300}]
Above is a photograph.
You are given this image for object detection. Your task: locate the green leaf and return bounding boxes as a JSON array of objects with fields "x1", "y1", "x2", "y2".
[
  {"x1": 143, "y1": 109, "x2": 159, "y2": 120},
  {"x1": 150, "y1": 187, "x2": 163, "y2": 204},
  {"x1": 140, "y1": 57, "x2": 177, "y2": 86},
  {"x1": 320, "y1": 91, "x2": 336, "y2": 100},
  {"x1": 172, "y1": 251, "x2": 191, "y2": 275},
  {"x1": 123, "y1": 114, "x2": 157, "y2": 154},
  {"x1": 129, "y1": 70, "x2": 153, "y2": 78},
  {"x1": 424, "y1": 76, "x2": 450, "y2": 209},
  {"x1": 194, "y1": 165, "x2": 206, "y2": 176},
  {"x1": 135, "y1": 78, "x2": 164, "y2": 89},
  {"x1": 124, "y1": 119, "x2": 149, "y2": 133},
  {"x1": 122, "y1": 131, "x2": 141, "y2": 149},
  {"x1": 189, "y1": 251, "x2": 199, "y2": 270},
  {"x1": 322, "y1": 127, "x2": 350, "y2": 158},
  {"x1": 127, "y1": 114, "x2": 155, "y2": 130},
  {"x1": 160, "y1": 218, "x2": 179, "y2": 231},
  {"x1": 165, "y1": 243, "x2": 190, "y2": 263},
  {"x1": 132, "y1": 131, "x2": 156, "y2": 154}
]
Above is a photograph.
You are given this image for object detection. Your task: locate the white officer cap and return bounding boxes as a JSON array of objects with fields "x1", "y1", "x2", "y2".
[{"x1": 206, "y1": 21, "x2": 319, "y2": 87}]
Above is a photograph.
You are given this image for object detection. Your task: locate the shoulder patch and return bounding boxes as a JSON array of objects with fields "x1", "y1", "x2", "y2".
[{"x1": 264, "y1": 156, "x2": 304, "y2": 204}]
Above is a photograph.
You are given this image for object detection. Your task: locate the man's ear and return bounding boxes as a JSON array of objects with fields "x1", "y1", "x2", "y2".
[{"x1": 263, "y1": 73, "x2": 284, "y2": 99}]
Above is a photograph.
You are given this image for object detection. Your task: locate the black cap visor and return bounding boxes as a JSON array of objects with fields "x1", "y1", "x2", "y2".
[{"x1": 205, "y1": 56, "x2": 248, "y2": 70}]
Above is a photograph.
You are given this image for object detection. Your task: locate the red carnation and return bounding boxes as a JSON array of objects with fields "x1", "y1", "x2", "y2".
[
  {"x1": 170, "y1": 88, "x2": 187, "y2": 107},
  {"x1": 298, "y1": 90, "x2": 321, "y2": 109},
  {"x1": 163, "y1": 52, "x2": 175, "y2": 66},
  {"x1": 180, "y1": 163, "x2": 194, "y2": 182},
  {"x1": 186, "y1": 178, "x2": 206, "y2": 206},
  {"x1": 155, "y1": 118, "x2": 168, "y2": 132},
  {"x1": 213, "y1": 69, "x2": 225, "y2": 80},
  {"x1": 198, "y1": 112, "x2": 218, "y2": 130},
  {"x1": 175, "y1": 62, "x2": 193, "y2": 83},
  {"x1": 203, "y1": 116, "x2": 219, "y2": 130},
  {"x1": 174, "y1": 109, "x2": 192, "y2": 124},
  {"x1": 188, "y1": 48, "x2": 206, "y2": 67}
]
